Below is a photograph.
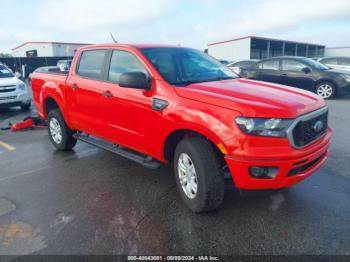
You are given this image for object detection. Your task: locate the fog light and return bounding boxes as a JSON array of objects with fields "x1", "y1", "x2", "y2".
[{"x1": 249, "y1": 166, "x2": 279, "y2": 179}]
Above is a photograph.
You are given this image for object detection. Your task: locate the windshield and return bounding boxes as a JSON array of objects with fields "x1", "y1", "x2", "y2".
[
  {"x1": 140, "y1": 47, "x2": 238, "y2": 86},
  {"x1": 302, "y1": 58, "x2": 330, "y2": 70},
  {"x1": 0, "y1": 65, "x2": 14, "y2": 78}
]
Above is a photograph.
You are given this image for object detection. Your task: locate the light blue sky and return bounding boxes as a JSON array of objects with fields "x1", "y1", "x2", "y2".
[{"x1": 1, "y1": 0, "x2": 350, "y2": 53}]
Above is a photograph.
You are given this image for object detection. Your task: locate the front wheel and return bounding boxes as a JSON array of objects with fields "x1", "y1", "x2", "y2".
[
  {"x1": 174, "y1": 137, "x2": 224, "y2": 213},
  {"x1": 20, "y1": 101, "x2": 31, "y2": 111},
  {"x1": 315, "y1": 82, "x2": 336, "y2": 99},
  {"x1": 47, "y1": 109, "x2": 77, "y2": 151}
]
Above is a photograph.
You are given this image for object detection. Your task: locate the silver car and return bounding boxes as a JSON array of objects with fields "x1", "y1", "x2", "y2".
[
  {"x1": 0, "y1": 63, "x2": 31, "y2": 110},
  {"x1": 318, "y1": 57, "x2": 350, "y2": 73}
]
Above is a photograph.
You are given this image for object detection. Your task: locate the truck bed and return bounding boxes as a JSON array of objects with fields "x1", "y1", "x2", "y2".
[{"x1": 31, "y1": 72, "x2": 68, "y2": 118}]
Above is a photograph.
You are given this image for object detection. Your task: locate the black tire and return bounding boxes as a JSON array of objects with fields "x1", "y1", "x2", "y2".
[
  {"x1": 174, "y1": 137, "x2": 224, "y2": 213},
  {"x1": 20, "y1": 102, "x2": 31, "y2": 111},
  {"x1": 47, "y1": 109, "x2": 77, "y2": 151},
  {"x1": 315, "y1": 82, "x2": 336, "y2": 99}
]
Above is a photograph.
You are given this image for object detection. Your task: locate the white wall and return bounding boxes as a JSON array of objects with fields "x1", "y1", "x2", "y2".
[
  {"x1": 208, "y1": 38, "x2": 251, "y2": 61},
  {"x1": 52, "y1": 43, "x2": 87, "y2": 57},
  {"x1": 12, "y1": 43, "x2": 88, "y2": 57},
  {"x1": 325, "y1": 47, "x2": 350, "y2": 57},
  {"x1": 12, "y1": 43, "x2": 53, "y2": 57}
]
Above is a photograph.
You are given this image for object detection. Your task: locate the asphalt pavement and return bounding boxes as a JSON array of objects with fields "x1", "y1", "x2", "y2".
[{"x1": 0, "y1": 96, "x2": 349, "y2": 256}]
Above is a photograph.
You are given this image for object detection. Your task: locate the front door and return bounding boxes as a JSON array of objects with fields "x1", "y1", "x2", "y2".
[
  {"x1": 280, "y1": 59, "x2": 314, "y2": 91},
  {"x1": 100, "y1": 49, "x2": 161, "y2": 155}
]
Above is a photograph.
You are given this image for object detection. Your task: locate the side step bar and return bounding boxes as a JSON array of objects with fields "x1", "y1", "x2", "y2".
[{"x1": 73, "y1": 133, "x2": 161, "y2": 169}]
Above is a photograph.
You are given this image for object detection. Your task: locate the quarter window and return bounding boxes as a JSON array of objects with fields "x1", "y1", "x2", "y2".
[
  {"x1": 281, "y1": 60, "x2": 306, "y2": 71},
  {"x1": 108, "y1": 50, "x2": 147, "y2": 83},
  {"x1": 77, "y1": 50, "x2": 107, "y2": 80}
]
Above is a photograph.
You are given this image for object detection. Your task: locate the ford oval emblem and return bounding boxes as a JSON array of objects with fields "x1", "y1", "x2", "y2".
[{"x1": 313, "y1": 120, "x2": 324, "y2": 132}]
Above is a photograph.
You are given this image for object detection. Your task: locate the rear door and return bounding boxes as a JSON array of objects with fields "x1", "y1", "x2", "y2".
[
  {"x1": 255, "y1": 59, "x2": 282, "y2": 84},
  {"x1": 65, "y1": 49, "x2": 109, "y2": 136},
  {"x1": 280, "y1": 59, "x2": 314, "y2": 91}
]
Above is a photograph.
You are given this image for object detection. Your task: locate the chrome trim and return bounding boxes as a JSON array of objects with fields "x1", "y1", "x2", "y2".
[{"x1": 286, "y1": 106, "x2": 328, "y2": 149}]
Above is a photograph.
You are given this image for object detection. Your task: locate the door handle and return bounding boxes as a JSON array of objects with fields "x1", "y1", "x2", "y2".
[
  {"x1": 101, "y1": 90, "x2": 113, "y2": 98},
  {"x1": 71, "y1": 84, "x2": 79, "y2": 90},
  {"x1": 281, "y1": 73, "x2": 288, "y2": 76}
]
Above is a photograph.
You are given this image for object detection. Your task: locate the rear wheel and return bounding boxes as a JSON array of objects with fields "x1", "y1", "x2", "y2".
[
  {"x1": 315, "y1": 82, "x2": 336, "y2": 99},
  {"x1": 174, "y1": 137, "x2": 224, "y2": 213},
  {"x1": 47, "y1": 109, "x2": 77, "y2": 150}
]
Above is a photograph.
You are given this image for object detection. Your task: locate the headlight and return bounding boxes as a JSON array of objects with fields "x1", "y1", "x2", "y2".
[
  {"x1": 18, "y1": 82, "x2": 27, "y2": 90},
  {"x1": 235, "y1": 117, "x2": 293, "y2": 137},
  {"x1": 342, "y1": 75, "x2": 350, "y2": 82}
]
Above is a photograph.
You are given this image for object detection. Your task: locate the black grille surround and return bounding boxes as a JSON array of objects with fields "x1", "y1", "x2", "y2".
[
  {"x1": 286, "y1": 107, "x2": 329, "y2": 149},
  {"x1": 0, "y1": 85, "x2": 16, "y2": 93}
]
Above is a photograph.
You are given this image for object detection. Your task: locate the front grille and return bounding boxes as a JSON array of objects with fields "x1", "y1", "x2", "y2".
[
  {"x1": 0, "y1": 96, "x2": 17, "y2": 100},
  {"x1": 0, "y1": 85, "x2": 16, "y2": 93},
  {"x1": 287, "y1": 154, "x2": 325, "y2": 177},
  {"x1": 292, "y1": 110, "x2": 328, "y2": 147}
]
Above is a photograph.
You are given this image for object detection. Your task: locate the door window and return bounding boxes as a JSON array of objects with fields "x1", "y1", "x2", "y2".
[
  {"x1": 281, "y1": 60, "x2": 306, "y2": 71},
  {"x1": 77, "y1": 50, "x2": 107, "y2": 80},
  {"x1": 321, "y1": 58, "x2": 338, "y2": 65},
  {"x1": 108, "y1": 50, "x2": 147, "y2": 83},
  {"x1": 259, "y1": 60, "x2": 279, "y2": 70},
  {"x1": 339, "y1": 57, "x2": 350, "y2": 66}
]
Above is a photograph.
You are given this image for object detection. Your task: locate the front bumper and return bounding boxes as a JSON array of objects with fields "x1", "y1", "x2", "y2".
[
  {"x1": 0, "y1": 91, "x2": 31, "y2": 108},
  {"x1": 225, "y1": 129, "x2": 332, "y2": 190}
]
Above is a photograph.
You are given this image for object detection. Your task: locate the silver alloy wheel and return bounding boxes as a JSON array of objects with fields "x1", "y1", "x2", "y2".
[
  {"x1": 317, "y1": 84, "x2": 333, "y2": 99},
  {"x1": 178, "y1": 153, "x2": 198, "y2": 199},
  {"x1": 49, "y1": 118, "x2": 62, "y2": 144}
]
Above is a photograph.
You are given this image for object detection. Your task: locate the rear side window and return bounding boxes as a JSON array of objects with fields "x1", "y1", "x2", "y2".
[
  {"x1": 339, "y1": 57, "x2": 350, "y2": 66},
  {"x1": 77, "y1": 50, "x2": 107, "y2": 80},
  {"x1": 108, "y1": 50, "x2": 147, "y2": 83},
  {"x1": 321, "y1": 58, "x2": 338, "y2": 65},
  {"x1": 259, "y1": 60, "x2": 279, "y2": 70},
  {"x1": 281, "y1": 60, "x2": 306, "y2": 71}
]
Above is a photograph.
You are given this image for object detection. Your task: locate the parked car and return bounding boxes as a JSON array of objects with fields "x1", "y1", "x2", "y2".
[
  {"x1": 318, "y1": 56, "x2": 350, "y2": 73},
  {"x1": 31, "y1": 44, "x2": 332, "y2": 212},
  {"x1": 0, "y1": 63, "x2": 31, "y2": 110},
  {"x1": 241, "y1": 56, "x2": 350, "y2": 99},
  {"x1": 29, "y1": 66, "x2": 62, "y2": 83},
  {"x1": 228, "y1": 60, "x2": 257, "y2": 75}
]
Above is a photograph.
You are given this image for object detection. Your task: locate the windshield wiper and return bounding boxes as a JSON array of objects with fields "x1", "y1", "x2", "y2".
[{"x1": 204, "y1": 76, "x2": 236, "y2": 82}]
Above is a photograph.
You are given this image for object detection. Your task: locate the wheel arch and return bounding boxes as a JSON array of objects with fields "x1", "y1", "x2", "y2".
[
  {"x1": 314, "y1": 79, "x2": 338, "y2": 91},
  {"x1": 163, "y1": 128, "x2": 226, "y2": 163}
]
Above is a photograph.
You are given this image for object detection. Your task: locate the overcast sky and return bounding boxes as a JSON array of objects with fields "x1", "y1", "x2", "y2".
[{"x1": 1, "y1": 0, "x2": 350, "y2": 53}]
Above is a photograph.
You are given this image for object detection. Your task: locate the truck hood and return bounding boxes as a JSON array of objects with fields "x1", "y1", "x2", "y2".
[
  {"x1": 174, "y1": 78, "x2": 326, "y2": 118},
  {"x1": 0, "y1": 77, "x2": 21, "y2": 87}
]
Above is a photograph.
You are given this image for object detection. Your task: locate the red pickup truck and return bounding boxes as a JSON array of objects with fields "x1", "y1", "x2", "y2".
[{"x1": 32, "y1": 44, "x2": 332, "y2": 212}]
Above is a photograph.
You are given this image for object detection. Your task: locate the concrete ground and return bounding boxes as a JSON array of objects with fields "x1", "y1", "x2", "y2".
[{"x1": 0, "y1": 96, "x2": 349, "y2": 256}]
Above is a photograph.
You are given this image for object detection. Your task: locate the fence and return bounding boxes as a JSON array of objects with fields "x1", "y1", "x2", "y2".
[{"x1": 0, "y1": 56, "x2": 73, "y2": 78}]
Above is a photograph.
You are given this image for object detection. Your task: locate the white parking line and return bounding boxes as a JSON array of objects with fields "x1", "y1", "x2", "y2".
[{"x1": 0, "y1": 140, "x2": 16, "y2": 151}]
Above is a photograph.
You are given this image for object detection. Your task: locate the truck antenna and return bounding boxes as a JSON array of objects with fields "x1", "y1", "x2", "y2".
[{"x1": 110, "y1": 33, "x2": 118, "y2": 43}]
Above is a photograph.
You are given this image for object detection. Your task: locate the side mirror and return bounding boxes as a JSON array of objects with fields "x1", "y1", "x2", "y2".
[
  {"x1": 302, "y1": 67, "x2": 311, "y2": 74},
  {"x1": 119, "y1": 72, "x2": 151, "y2": 90},
  {"x1": 15, "y1": 72, "x2": 22, "y2": 78}
]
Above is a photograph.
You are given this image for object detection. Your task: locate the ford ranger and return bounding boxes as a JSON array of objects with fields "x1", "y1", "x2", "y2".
[{"x1": 31, "y1": 44, "x2": 332, "y2": 212}]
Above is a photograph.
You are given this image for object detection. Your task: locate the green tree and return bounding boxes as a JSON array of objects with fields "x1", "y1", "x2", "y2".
[{"x1": 0, "y1": 53, "x2": 12, "y2": 58}]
